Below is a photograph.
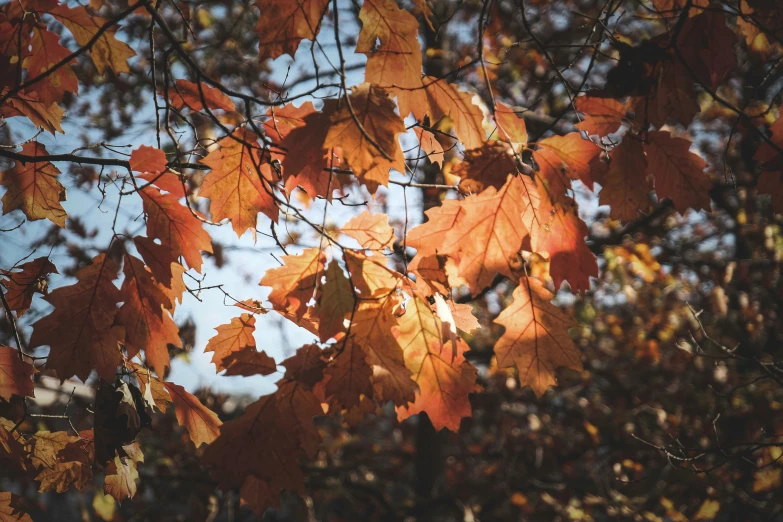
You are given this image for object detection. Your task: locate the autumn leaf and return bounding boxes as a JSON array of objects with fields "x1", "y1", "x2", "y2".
[
  {"x1": 0, "y1": 141, "x2": 67, "y2": 226},
  {"x1": 200, "y1": 128, "x2": 279, "y2": 236},
  {"x1": 51, "y1": 4, "x2": 136, "y2": 75},
  {"x1": 0, "y1": 346, "x2": 35, "y2": 401},
  {"x1": 455, "y1": 141, "x2": 518, "y2": 194},
  {"x1": 168, "y1": 79, "x2": 236, "y2": 112},
  {"x1": 139, "y1": 185, "x2": 213, "y2": 272},
  {"x1": 494, "y1": 102, "x2": 528, "y2": 146},
  {"x1": 534, "y1": 133, "x2": 604, "y2": 195},
  {"x1": 116, "y1": 255, "x2": 179, "y2": 378},
  {"x1": 341, "y1": 209, "x2": 397, "y2": 250},
  {"x1": 323, "y1": 341, "x2": 373, "y2": 409},
  {"x1": 413, "y1": 127, "x2": 444, "y2": 167},
  {"x1": 260, "y1": 247, "x2": 325, "y2": 320},
  {"x1": 312, "y1": 261, "x2": 355, "y2": 343},
  {"x1": 129, "y1": 145, "x2": 167, "y2": 174},
  {"x1": 439, "y1": 175, "x2": 531, "y2": 294},
  {"x1": 33, "y1": 431, "x2": 93, "y2": 493},
  {"x1": 323, "y1": 84, "x2": 405, "y2": 183},
  {"x1": 254, "y1": 0, "x2": 329, "y2": 61},
  {"x1": 23, "y1": 27, "x2": 78, "y2": 105},
  {"x1": 0, "y1": 256, "x2": 58, "y2": 317},
  {"x1": 0, "y1": 492, "x2": 33, "y2": 522},
  {"x1": 575, "y1": 96, "x2": 627, "y2": 137},
  {"x1": 757, "y1": 171, "x2": 783, "y2": 214},
  {"x1": 493, "y1": 276, "x2": 582, "y2": 396},
  {"x1": 644, "y1": 131, "x2": 710, "y2": 213},
  {"x1": 424, "y1": 77, "x2": 486, "y2": 150},
  {"x1": 535, "y1": 203, "x2": 597, "y2": 294},
  {"x1": 130, "y1": 362, "x2": 171, "y2": 413},
  {"x1": 599, "y1": 137, "x2": 651, "y2": 222},
  {"x1": 1, "y1": 90, "x2": 66, "y2": 134},
  {"x1": 204, "y1": 314, "x2": 257, "y2": 372},
  {"x1": 104, "y1": 443, "x2": 144, "y2": 501},
  {"x1": 162, "y1": 382, "x2": 222, "y2": 447},
  {"x1": 394, "y1": 297, "x2": 477, "y2": 431},
  {"x1": 0, "y1": 419, "x2": 28, "y2": 471},
  {"x1": 30, "y1": 253, "x2": 125, "y2": 381},
  {"x1": 406, "y1": 200, "x2": 463, "y2": 258},
  {"x1": 222, "y1": 347, "x2": 277, "y2": 377},
  {"x1": 676, "y1": 11, "x2": 737, "y2": 90},
  {"x1": 358, "y1": 0, "x2": 427, "y2": 120},
  {"x1": 343, "y1": 249, "x2": 401, "y2": 298}
]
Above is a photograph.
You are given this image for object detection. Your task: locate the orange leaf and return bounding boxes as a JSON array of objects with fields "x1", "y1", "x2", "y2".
[
  {"x1": 343, "y1": 249, "x2": 402, "y2": 298},
  {"x1": 424, "y1": 77, "x2": 486, "y2": 150},
  {"x1": 494, "y1": 102, "x2": 528, "y2": 146},
  {"x1": 0, "y1": 346, "x2": 35, "y2": 400},
  {"x1": 116, "y1": 255, "x2": 179, "y2": 377},
  {"x1": 358, "y1": 0, "x2": 427, "y2": 119},
  {"x1": 254, "y1": 0, "x2": 329, "y2": 61},
  {"x1": 341, "y1": 209, "x2": 397, "y2": 250},
  {"x1": 0, "y1": 141, "x2": 67, "y2": 227},
  {"x1": 439, "y1": 175, "x2": 531, "y2": 294},
  {"x1": 222, "y1": 347, "x2": 277, "y2": 377},
  {"x1": 645, "y1": 131, "x2": 710, "y2": 213},
  {"x1": 406, "y1": 200, "x2": 463, "y2": 258},
  {"x1": 574, "y1": 96, "x2": 627, "y2": 137},
  {"x1": 139, "y1": 185, "x2": 213, "y2": 272},
  {"x1": 162, "y1": 382, "x2": 222, "y2": 447},
  {"x1": 30, "y1": 253, "x2": 125, "y2": 381},
  {"x1": 260, "y1": 247, "x2": 325, "y2": 320},
  {"x1": 324, "y1": 340, "x2": 373, "y2": 409},
  {"x1": 323, "y1": 83, "x2": 405, "y2": 183},
  {"x1": 32, "y1": 430, "x2": 93, "y2": 493},
  {"x1": 23, "y1": 27, "x2": 78, "y2": 105},
  {"x1": 534, "y1": 133, "x2": 604, "y2": 195},
  {"x1": 313, "y1": 261, "x2": 355, "y2": 343},
  {"x1": 51, "y1": 4, "x2": 136, "y2": 75},
  {"x1": 599, "y1": 137, "x2": 651, "y2": 222},
  {"x1": 1, "y1": 90, "x2": 65, "y2": 134},
  {"x1": 395, "y1": 297, "x2": 477, "y2": 431},
  {"x1": 104, "y1": 446, "x2": 143, "y2": 501},
  {"x1": 168, "y1": 79, "x2": 236, "y2": 112},
  {"x1": 493, "y1": 276, "x2": 582, "y2": 396},
  {"x1": 129, "y1": 145, "x2": 167, "y2": 174},
  {"x1": 413, "y1": 127, "x2": 444, "y2": 167},
  {"x1": 200, "y1": 128, "x2": 279, "y2": 236},
  {"x1": 455, "y1": 141, "x2": 518, "y2": 194},
  {"x1": 0, "y1": 256, "x2": 58, "y2": 317},
  {"x1": 0, "y1": 492, "x2": 33, "y2": 522},
  {"x1": 204, "y1": 314, "x2": 257, "y2": 372}
]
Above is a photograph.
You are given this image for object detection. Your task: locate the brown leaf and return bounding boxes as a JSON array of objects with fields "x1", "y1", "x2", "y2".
[
  {"x1": 163, "y1": 382, "x2": 222, "y2": 447},
  {"x1": 0, "y1": 346, "x2": 35, "y2": 400},
  {"x1": 0, "y1": 491, "x2": 33, "y2": 522},
  {"x1": 254, "y1": 0, "x2": 329, "y2": 61},
  {"x1": 599, "y1": 138, "x2": 651, "y2": 222},
  {"x1": 645, "y1": 131, "x2": 710, "y2": 214},
  {"x1": 0, "y1": 257, "x2": 58, "y2": 317}
]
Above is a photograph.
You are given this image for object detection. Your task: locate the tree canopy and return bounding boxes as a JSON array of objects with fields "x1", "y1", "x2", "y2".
[{"x1": 1, "y1": 0, "x2": 783, "y2": 520}]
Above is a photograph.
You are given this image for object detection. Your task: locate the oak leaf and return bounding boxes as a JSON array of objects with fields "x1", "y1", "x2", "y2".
[
  {"x1": 33, "y1": 431, "x2": 93, "y2": 493},
  {"x1": 644, "y1": 131, "x2": 710, "y2": 213},
  {"x1": 493, "y1": 277, "x2": 582, "y2": 396},
  {"x1": 139, "y1": 185, "x2": 213, "y2": 272},
  {"x1": 260, "y1": 247, "x2": 325, "y2": 320},
  {"x1": 575, "y1": 96, "x2": 627, "y2": 137},
  {"x1": 169, "y1": 79, "x2": 236, "y2": 112},
  {"x1": 323, "y1": 84, "x2": 405, "y2": 183},
  {"x1": 1, "y1": 90, "x2": 65, "y2": 134},
  {"x1": 312, "y1": 261, "x2": 355, "y2": 343},
  {"x1": 455, "y1": 141, "x2": 518, "y2": 194},
  {"x1": 50, "y1": 4, "x2": 136, "y2": 75},
  {"x1": 23, "y1": 27, "x2": 78, "y2": 105},
  {"x1": 29, "y1": 253, "x2": 125, "y2": 381},
  {"x1": 494, "y1": 102, "x2": 528, "y2": 146},
  {"x1": 0, "y1": 492, "x2": 33, "y2": 522},
  {"x1": 254, "y1": 0, "x2": 329, "y2": 61},
  {"x1": 162, "y1": 382, "x2": 222, "y2": 447},
  {"x1": 676, "y1": 11, "x2": 737, "y2": 90},
  {"x1": 0, "y1": 256, "x2": 58, "y2": 317},
  {"x1": 424, "y1": 77, "x2": 486, "y2": 150},
  {"x1": 0, "y1": 141, "x2": 67, "y2": 226},
  {"x1": 104, "y1": 443, "x2": 144, "y2": 501},
  {"x1": 395, "y1": 297, "x2": 477, "y2": 431},
  {"x1": 200, "y1": 128, "x2": 278, "y2": 236},
  {"x1": 341, "y1": 209, "x2": 397, "y2": 250},
  {"x1": 323, "y1": 341, "x2": 373, "y2": 410},
  {"x1": 204, "y1": 314, "x2": 257, "y2": 372},
  {"x1": 599, "y1": 137, "x2": 651, "y2": 222},
  {"x1": 116, "y1": 255, "x2": 179, "y2": 378},
  {"x1": 222, "y1": 347, "x2": 277, "y2": 377},
  {"x1": 405, "y1": 200, "x2": 463, "y2": 258},
  {"x1": 129, "y1": 145, "x2": 167, "y2": 174},
  {"x1": 534, "y1": 133, "x2": 604, "y2": 196},
  {"x1": 413, "y1": 127, "x2": 444, "y2": 167},
  {"x1": 0, "y1": 346, "x2": 34, "y2": 400}
]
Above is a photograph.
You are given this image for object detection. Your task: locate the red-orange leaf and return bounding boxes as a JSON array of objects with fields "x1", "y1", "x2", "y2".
[
  {"x1": 493, "y1": 276, "x2": 582, "y2": 396},
  {"x1": 0, "y1": 141, "x2": 67, "y2": 227},
  {"x1": 494, "y1": 102, "x2": 528, "y2": 146},
  {"x1": 129, "y1": 145, "x2": 167, "y2": 174},
  {"x1": 0, "y1": 256, "x2": 58, "y2": 317},
  {"x1": 645, "y1": 131, "x2": 710, "y2": 213},
  {"x1": 260, "y1": 247, "x2": 325, "y2": 320},
  {"x1": 116, "y1": 255, "x2": 179, "y2": 378},
  {"x1": 0, "y1": 346, "x2": 35, "y2": 400},
  {"x1": 2, "y1": 91, "x2": 65, "y2": 134},
  {"x1": 323, "y1": 84, "x2": 405, "y2": 183},
  {"x1": 677, "y1": 11, "x2": 736, "y2": 90},
  {"x1": 169, "y1": 79, "x2": 236, "y2": 112},
  {"x1": 425, "y1": 77, "x2": 486, "y2": 150},
  {"x1": 139, "y1": 185, "x2": 213, "y2": 272},
  {"x1": 204, "y1": 314, "x2": 257, "y2": 372},
  {"x1": 200, "y1": 128, "x2": 279, "y2": 236},
  {"x1": 23, "y1": 27, "x2": 78, "y2": 105},
  {"x1": 254, "y1": 0, "x2": 329, "y2": 61},
  {"x1": 324, "y1": 341, "x2": 372, "y2": 410},
  {"x1": 599, "y1": 138, "x2": 651, "y2": 222},
  {"x1": 455, "y1": 141, "x2": 518, "y2": 194},
  {"x1": 222, "y1": 347, "x2": 277, "y2": 377},
  {"x1": 30, "y1": 253, "x2": 125, "y2": 381},
  {"x1": 575, "y1": 96, "x2": 627, "y2": 137},
  {"x1": 162, "y1": 382, "x2": 222, "y2": 447},
  {"x1": 50, "y1": 4, "x2": 136, "y2": 75},
  {"x1": 534, "y1": 133, "x2": 604, "y2": 195},
  {"x1": 341, "y1": 209, "x2": 397, "y2": 250}
]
